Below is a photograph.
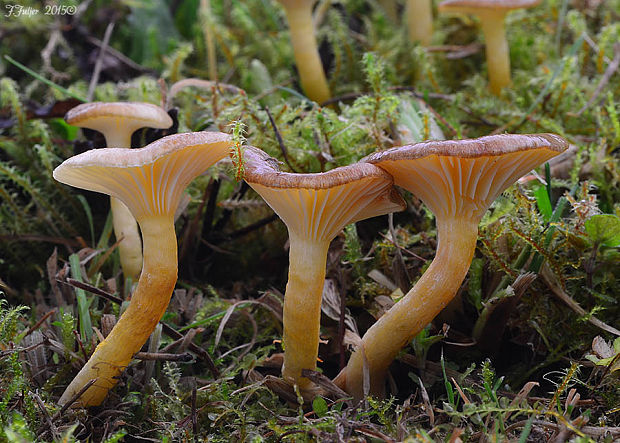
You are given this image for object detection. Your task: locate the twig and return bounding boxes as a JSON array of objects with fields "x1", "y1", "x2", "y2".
[
  {"x1": 378, "y1": 231, "x2": 427, "y2": 261},
  {"x1": 33, "y1": 392, "x2": 59, "y2": 439},
  {"x1": 40, "y1": 29, "x2": 70, "y2": 82},
  {"x1": 354, "y1": 426, "x2": 397, "y2": 442},
  {"x1": 161, "y1": 324, "x2": 220, "y2": 378},
  {"x1": 64, "y1": 278, "x2": 123, "y2": 305},
  {"x1": 221, "y1": 214, "x2": 278, "y2": 241},
  {"x1": 0, "y1": 341, "x2": 46, "y2": 359},
  {"x1": 22, "y1": 309, "x2": 56, "y2": 338},
  {"x1": 541, "y1": 265, "x2": 620, "y2": 336},
  {"x1": 426, "y1": 43, "x2": 483, "y2": 59},
  {"x1": 301, "y1": 369, "x2": 350, "y2": 400},
  {"x1": 52, "y1": 378, "x2": 97, "y2": 415},
  {"x1": 134, "y1": 351, "x2": 193, "y2": 362},
  {"x1": 87, "y1": 21, "x2": 115, "y2": 101},
  {"x1": 85, "y1": 35, "x2": 151, "y2": 74},
  {"x1": 415, "y1": 96, "x2": 458, "y2": 136},
  {"x1": 73, "y1": 330, "x2": 88, "y2": 361},
  {"x1": 265, "y1": 107, "x2": 298, "y2": 172},
  {"x1": 504, "y1": 420, "x2": 620, "y2": 437}
]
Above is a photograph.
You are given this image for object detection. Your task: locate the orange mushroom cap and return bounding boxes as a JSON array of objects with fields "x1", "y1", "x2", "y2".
[
  {"x1": 53, "y1": 131, "x2": 231, "y2": 220},
  {"x1": 364, "y1": 133, "x2": 568, "y2": 221},
  {"x1": 243, "y1": 146, "x2": 406, "y2": 238}
]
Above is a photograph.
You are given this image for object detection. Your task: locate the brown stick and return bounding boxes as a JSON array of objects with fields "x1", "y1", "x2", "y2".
[
  {"x1": 134, "y1": 351, "x2": 193, "y2": 362},
  {"x1": 53, "y1": 378, "x2": 97, "y2": 414}
]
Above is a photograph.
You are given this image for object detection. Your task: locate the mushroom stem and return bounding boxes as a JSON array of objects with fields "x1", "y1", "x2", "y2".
[
  {"x1": 59, "y1": 214, "x2": 177, "y2": 407},
  {"x1": 478, "y1": 10, "x2": 510, "y2": 95},
  {"x1": 281, "y1": 234, "x2": 330, "y2": 390},
  {"x1": 105, "y1": 132, "x2": 143, "y2": 281},
  {"x1": 338, "y1": 217, "x2": 478, "y2": 399},
  {"x1": 110, "y1": 197, "x2": 143, "y2": 280},
  {"x1": 280, "y1": 0, "x2": 331, "y2": 104},
  {"x1": 407, "y1": 0, "x2": 433, "y2": 46}
]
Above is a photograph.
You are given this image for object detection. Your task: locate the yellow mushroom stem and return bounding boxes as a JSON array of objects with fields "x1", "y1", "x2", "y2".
[
  {"x1": 407, "y1": 0, "x2": 433, "y2": 46},
  {"x1": 338, "y1": 217, "x2": 478, "y2": 399},
  {"x1": 281, "y1": 233, "x2": 330, "y2": 390},
  {"x1": 281, "y1": 0, "x2": 331, "y2": 104},
  {"x1": 109, "y1": 197, "x2": 143, "y2": 280},
  {"x1": 58, "y1": 214, "x2": 177, "y2": 407},
  {"x1": 104, "y1": 131, "x2": 143, "y2": 281},
  {"x1": 478, "y1": 10, "x2": 510, "y2": 95}
]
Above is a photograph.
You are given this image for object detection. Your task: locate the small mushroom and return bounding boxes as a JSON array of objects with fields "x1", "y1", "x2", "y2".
[
  {"x1": 336, "y1": 133, "x2": 568, "y2": 400},
  {"x1": 277, "y1": 0, "x2": 331, "y2": 104},
  {"x1": 54, "y1": 131, "x2": 232, "y2": 407},
  {"x1": 407, "y1": 0, "x2": 433, "y2": 46},
  {"x1": 243, "y1": 147, "x2": 405, "y2": 394},
  {"x1": 438, "y1": 0, "x2": 541, "y2": 95},
  {"x1": 65, "y1": 102, "x2": 173, "y2": 280}
]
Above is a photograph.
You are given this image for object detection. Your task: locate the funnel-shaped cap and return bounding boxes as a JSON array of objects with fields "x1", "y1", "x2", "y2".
[
  {"x1": 243, "y1": 147, "x2": 406, "y2": 241},
  {"x1": 365, "y1": 133, "x2": 568, "y2": 221},
  {"x1": 54, "y1": 132, "x2": 232, "y2": 220}
]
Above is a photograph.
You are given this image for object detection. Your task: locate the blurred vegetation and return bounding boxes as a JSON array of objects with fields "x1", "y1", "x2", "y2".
[{"x1": 0, "y1": 0, "x2": 619, "y2": 441}]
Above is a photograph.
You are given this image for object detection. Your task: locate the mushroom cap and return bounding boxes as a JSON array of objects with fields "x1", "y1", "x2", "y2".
[
  {"x1": 53, "y1": 132, "x2": 232, "y2": 220},
  {"x1": 364, "y1": 133, "x2": 568, "y2": 221},
  {"x1": 243, "y1": 147, "x2": 406, "y2": 241},
  {"x1": 65, "y1": 102, "x2": 173, "y2": 142},
  {"x1": 438, "y1": 0, "x2": 541, "y2": 14}
]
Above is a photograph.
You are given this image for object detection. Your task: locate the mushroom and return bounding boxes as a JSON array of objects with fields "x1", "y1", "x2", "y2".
[
  {"x1": 243, "y1": 147, "x2": 405, "y2": 393},
  {"x1": 65, "y1": 102, "x2": 173, "y2": 281},
  {"x1": 336, "y1": 133, "x2": 568, "y2": 400},
  {"x1": 438, "y1": 0, "x2": 541, "y2": 95},
  {"x1": 277, "y1": 0, "x2": 331, "y2": 104},
  {"x1": 54, "y1": 131, "x2": 232, "y2": 406},
  {"x1": 407, "y1": 0, "x2": 433, "y2": 47}
]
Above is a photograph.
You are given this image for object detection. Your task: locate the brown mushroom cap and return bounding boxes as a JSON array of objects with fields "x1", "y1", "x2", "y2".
[
  {"x1": 53, "y1": 132, "x2": 231, "y2": 219},
  {"x1": 243, "y1": 147, "x2": 406, "y2": 240},
  {"x1": 364, "y1": 133, "x2": 568, "y2": 221},
  {"x1": 65, "y1": 102, "x2": 173, "y2": 142},
  {"x1": 439, "y1": 0, "x2": 541, "y2": 13}
]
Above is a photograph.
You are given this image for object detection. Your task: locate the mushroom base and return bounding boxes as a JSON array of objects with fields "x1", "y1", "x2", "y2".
[
  {"x1": 58, "y1": 215, "x2": 178, "y2": 407},
  {"x1": 337, "y1": 218, "x2": 478, "y2": 400}
]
